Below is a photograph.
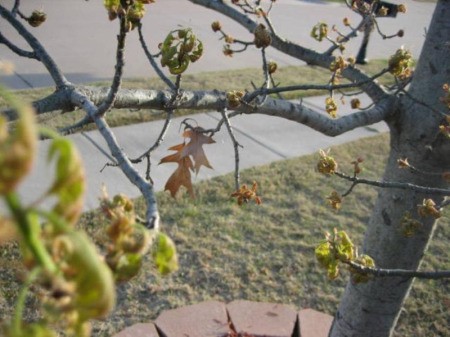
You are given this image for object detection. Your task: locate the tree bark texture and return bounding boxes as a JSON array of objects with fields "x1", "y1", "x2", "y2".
[{"x1": 329, "y1": 2, "x2": 450, "y2": 336}]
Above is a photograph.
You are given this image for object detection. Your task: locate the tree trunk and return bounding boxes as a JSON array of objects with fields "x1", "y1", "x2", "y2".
[{"x1": 329, "y1": 2, "x2": 450, "y2": 336}]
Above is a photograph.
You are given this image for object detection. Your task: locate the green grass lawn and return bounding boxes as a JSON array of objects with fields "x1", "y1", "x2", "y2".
[{"x1": 1, "y1": 134, "x2": 448, "y2": 336}]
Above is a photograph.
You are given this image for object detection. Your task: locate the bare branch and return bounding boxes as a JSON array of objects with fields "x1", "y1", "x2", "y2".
[
  {"x1": 2, "y1": 83, "x2": 394, "y2": 138},
  {"x1": 0, "y1": 31, "x2": 37, "y2": 59},
  {"x1": 0, "y1": 4, "x2": 70, "y2": 89},
  {"x1": 137, "y1": 23, "x2": 175, "y2": 91},
  {"x1": 97, "y1": 16, "x2": 128, "y2": 115},
  {"x1": 335, "y1": 171, "x2": 450, "y2": 196},
  {"x1": 247, "y1": 67, "x2": 389, "y2": 101},
  {"x1": 221, "y1": 109, "x2": 242, "y2": 190},
  {"x1": 130, "y1": 111, "x2": 173, "y2": 165},
  {"x1": 188, "y1": 0, "x2": 388, "y2": 103},
  {"x1": 70, "y1": 90, "x2": 160, "y2": 229},
  {"x1": 238, "y1": 94, "x2": 393, "y2": 137},
  {"x1": 58, "y1": 115, "x2": 93, "y2": 135},
  {"x1": 325, "y1": 25, "x2": 361, "y2": 55},
  {"x1": 346, "y1": 260, "x2": 450, "y2": 280}
]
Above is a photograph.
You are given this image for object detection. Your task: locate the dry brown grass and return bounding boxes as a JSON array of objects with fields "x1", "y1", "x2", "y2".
[{"x1": 1, "y1": 134, "x2": 448, "y2": 336}]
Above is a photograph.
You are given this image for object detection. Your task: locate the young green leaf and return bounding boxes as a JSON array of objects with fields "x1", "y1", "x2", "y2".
[{"x1": 152, "y1": 232, "x2": 179, "y2": 275}]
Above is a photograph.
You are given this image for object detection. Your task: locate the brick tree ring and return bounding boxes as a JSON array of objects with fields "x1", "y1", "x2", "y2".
[{"x1": 113, "y1": 300, "x2": 333, "y2": 337}]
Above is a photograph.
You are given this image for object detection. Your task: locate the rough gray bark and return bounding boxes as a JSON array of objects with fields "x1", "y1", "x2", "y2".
[{"x1": 329, "y1": 2, "x2": 450, "y2": 336}]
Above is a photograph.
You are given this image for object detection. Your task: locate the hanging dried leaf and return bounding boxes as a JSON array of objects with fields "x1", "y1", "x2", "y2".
[
  {"x1": 164, "y1": 156, "x2": 195, "y2": 198},
  {"x1": 181, "y1": 128, "x2": 215, "y2": 174},
  {"x1": 160, "y1": 143, "x2": 195, "y2": 198},
  {"x1": 160, "y1": 126, "x2": 215, "y2": 198}
]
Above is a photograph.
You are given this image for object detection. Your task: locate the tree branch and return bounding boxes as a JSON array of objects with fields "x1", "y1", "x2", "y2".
[
  {"x1": 246, "y1": 67, "x2": 389, "y2": 101},
  {"x1": 137, "y1": 23, "x2": 176, "y2": 91},
  {"x1": 70, "y1": 90, "x2": 160, "y2": 229},
  {"x1": 188, "y1": 0, "x2": 388, "y2": 103},
  {"x1": 335, "y1": 171, "x2": 450, "y2": 196},
  {"x1": 0, "y1": 4, "x2": 70, "y2": 89},
  {"x1": 237, "y1": 94, "x2": 394, "y2": 137},
  {"x1": 346, "y1": 260, "x2": 450, "y2": 280},
  {"x1": 97, "y1": 16, "x2": 128, "y2": 115},
  {"x1": 3, "y1": 84, "x2": 394, "y2": 137},
  {"x1": 0, "y1": 31, "x2": 37, "y2": 59},
  {"x1": 221, "y1": 109, "x2": 241, "y2": 190}
]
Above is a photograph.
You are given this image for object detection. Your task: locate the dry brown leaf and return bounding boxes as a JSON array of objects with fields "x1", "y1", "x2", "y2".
[
  {"x1": 181, "y1": 128, "x2": 215, "y2": 174},
  {"x1": 159, "y1": 143, "x2": 185, "y2": 165},
  {"x1": 159, "y1": 127, "x2": 215, "y2": 198},
  {"x1": 164, "y1": 156, "x2": 195, "y2": 198}
]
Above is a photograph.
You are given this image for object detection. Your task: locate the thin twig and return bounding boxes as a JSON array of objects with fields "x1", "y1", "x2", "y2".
[
  {"x1": 130, "y1": 110, "x2": 173, "y2": 165},
  {"x1": 0, "y1": 31, "x2": 37, "y2": 59},
  {"x1": 129, "y1": 75, "x2": 182, "y2": 179},
  {"x1": 0, "y1": 4, "x2": 70, "y2": 88},
  {"x1": 12, "y1": 0, "x2": 20, "y2": 16},
  {"x1": 246, "y1": 68, "x2": 389, "y2": 102},
  {"x1": 373, "y1": 18, "x2": 401, "y2": 40},
  {"x1": 335, "y1": 171, "x2": 450, "y2": 196},
  {"x1": 71, "y1": 90, "x2": 160, "y2": 229},
  {"x1": 97, "y1": 15, "x2": 128, "y2": 115},
  {"x1": 58, "y1": 115, "x2": 93, "y2": 135},
  {"x1": 346, "y1": 260, "x2": 450, "y2": 280},
  {"x1": 137, "y1": 23, "x2": 175, "y2": 91},
  {"x1": 221, "y1": 108, "x2": 242, "y2": 190}
]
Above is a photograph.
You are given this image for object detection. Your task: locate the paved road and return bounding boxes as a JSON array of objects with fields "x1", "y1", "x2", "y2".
[
  {"x1": 1, "y1": 0, "x2": 435, "y2": 89},
  {"x1": 0, "y1": 1, "x2": 436, "y2": 212}
]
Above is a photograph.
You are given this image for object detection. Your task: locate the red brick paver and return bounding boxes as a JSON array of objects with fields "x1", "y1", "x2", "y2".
[
  {"x1": 113, "y1": 323, "x2": 159, "y2": 337},
  {"x1": 297, "y1": 308, "x2": 333, "y2": 337},
  {"x1": 227, "y1": 300, "x2": 298, "y2": 337},
  {"x1": 155, "y1": 300, "x2": 230, "y2": 337},
  {"x1": 113, "y1": 301, "x2": 334, "y2": 337}
]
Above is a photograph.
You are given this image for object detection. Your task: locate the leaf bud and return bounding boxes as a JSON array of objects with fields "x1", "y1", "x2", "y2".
[
  {"x1": 417, "y1": 199, "x2": 441, "y2": 219},
  {"x1": 254, "y1": 24, "x2": 272, "y2": 48},
  {"x1": 267, "y1": 61, "x2": 278, "y2": 74},
  {"x1": 311, "y1": 22, "x2": 328, "y2": 42},
  {"x1": 351, "y1": 157, "x2": 363, "y2": 175},
  {"x1": 327, "y1": 191, "x2": 342, "y2": 210},
  {"x1": 397, "y1": 158, "x2": 410, "y2": 169},
  {"x1": 440, "y1": 84, "x2": 450, "y2": 109},
  {"x1": 350, "y1": 98, "x2": 361, "y2": 109},
  {"x1": 325, "y1": 96, "x2": 338, "y2": 118},
  {"x1": 397, "y1": 4, "x2": 407, "y2": 13},
  {"x1": 377, "y1": 6, "x2": 388, "y2": 16},
  {"x1": 226, "y1": 90, "x2": 245, "y2": 108},
  {"x1": 388, "y1": 47, "x2": 413, "y2": 79},
  {"x1": 343, "y1": 17, "x2": 351, "y2": 27},
  {"x1": 211, "y1": 21, "x2": 222, "y2": 32},
  {"x1": 329, "y1": 56, "x2": 347, "y2": 72},
  {"x1": 225, "y1": 35, "x2": 235, "y2": 44},
  {"x1": 347, "y1": 56, "x2": 356, "y2": 65},
  {"x1": 397, "y1": 29, "x2": 404, "y2": 38},
  {"x1": 223, "y1": 44, "x2": 234, "y2": 57},
  {"x1": 317, "y1": 149, "x2": 338, "y2": 175},
  {"x1": 27, "y1": 10, "x2": 47, "y2": 27}
]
